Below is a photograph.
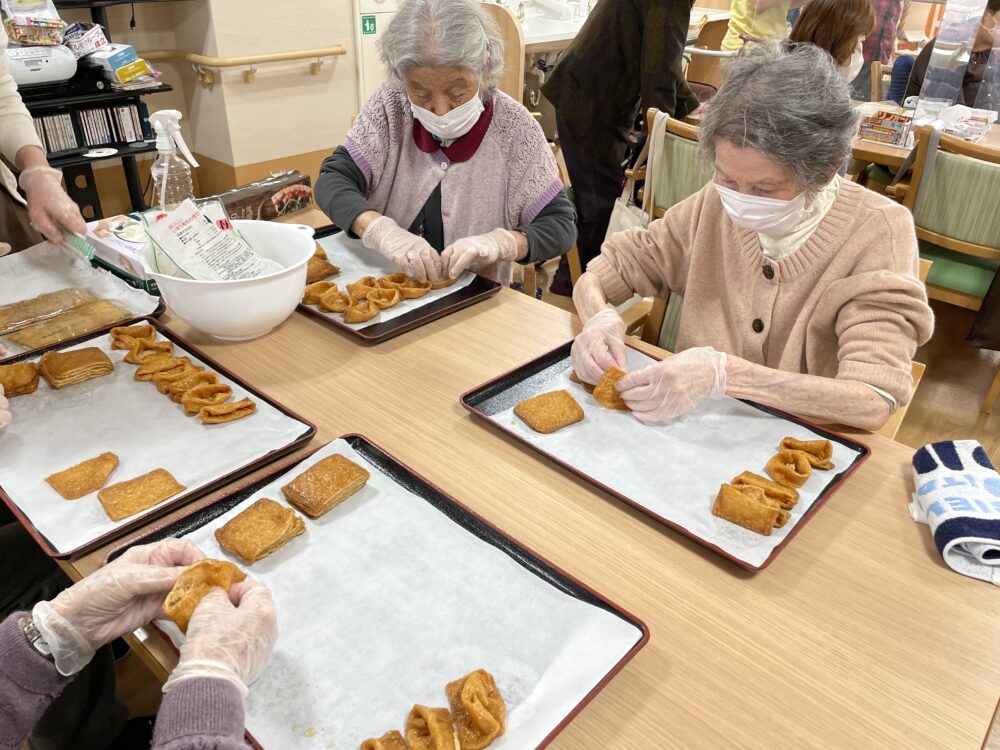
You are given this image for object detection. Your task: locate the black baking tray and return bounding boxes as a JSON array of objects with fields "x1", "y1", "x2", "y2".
[
  {"x1": 460, "y1": 341, "x2": 872, "y2": 571},
  {"x1": 0, "y1": 317, "x2": 316, "y2": 558},
  {"x1": 297, "y1": 225, "x2": 502, "y2": 344},
  {"x1": 108, "y1": 434, "x2": 649, "y2": 750}
]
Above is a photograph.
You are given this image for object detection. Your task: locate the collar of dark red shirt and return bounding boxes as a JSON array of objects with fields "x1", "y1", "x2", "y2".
[{"x1": 412, "y1": 98, "x2": 495, "y2": 163}]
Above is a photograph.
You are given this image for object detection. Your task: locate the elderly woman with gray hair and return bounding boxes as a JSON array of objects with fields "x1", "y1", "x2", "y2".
[
  {"x1": 571, "y1": 43, "x2": 934, "y2": 431},
  {"x1": 315, "y1": 0, "x2": 575, "y2": 284}
]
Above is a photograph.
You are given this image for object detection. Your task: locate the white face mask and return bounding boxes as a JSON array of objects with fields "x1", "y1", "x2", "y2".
[
  {"x1": 410, "y1": 92, "x2": 485, "y2": 141},
  {"x1": 715, "y1": 183, "x2": 809, "y2": 236},
  {"x1": 842, "y1": 50, "x2": 864, "y2": 84}
]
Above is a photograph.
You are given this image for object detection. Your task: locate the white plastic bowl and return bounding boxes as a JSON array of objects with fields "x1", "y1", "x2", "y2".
[{"x1": 147, "y1": 220, "x2": 314, "y2": 341}]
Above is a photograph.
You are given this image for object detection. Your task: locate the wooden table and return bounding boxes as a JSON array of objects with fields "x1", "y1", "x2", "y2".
[
  {"x1": 60, "y1": 291, "x2": 1000, "y2": 749},
  {"x1": 852, "y1": 124, "x2": 1000, "y2": 170}
]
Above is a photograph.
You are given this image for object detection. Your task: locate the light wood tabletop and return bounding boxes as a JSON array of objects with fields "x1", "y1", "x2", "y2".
[
  {"x1": 59, "y1": 290, "x2": 999, "y2": 749},
  {"x1": 852, "y1": 124, "x2": 1000, "y2": 170}
]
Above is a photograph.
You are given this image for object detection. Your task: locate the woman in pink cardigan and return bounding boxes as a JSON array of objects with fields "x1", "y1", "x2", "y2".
[{"x1": 572, "y1": 43, "x2": 934, "y2": 432}]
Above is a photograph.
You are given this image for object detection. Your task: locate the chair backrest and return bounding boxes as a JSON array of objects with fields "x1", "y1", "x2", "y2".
[
  {"x1": 685, "y1": 19, "x2": 731, "y2": 91},
  {"x1": 869, "y1": 61, "x2": 893, "y2": 102},
  {"x1": 904, "y1": 125, "x2": 1000, "y2": 259},
  {"x1": 481, "y1": 2, "x2": 524, "y2": 103},
  {"x1": 644, "y1": 109, "x2": 713, "y2": 217}
]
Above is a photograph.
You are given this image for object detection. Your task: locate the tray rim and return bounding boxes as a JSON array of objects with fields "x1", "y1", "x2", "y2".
[
  {"x1": 459, "y1": 340, "x2": 872, "y2": 571},
  {"x1": 104, "y1": 433, "x2": 651, "y2": 750},
  {"x1": 299, "y1": 225, "x2": 502, "y2": 344},
  {"x1": 0, "y1": 316, "x2": 317, "y2": 559}
]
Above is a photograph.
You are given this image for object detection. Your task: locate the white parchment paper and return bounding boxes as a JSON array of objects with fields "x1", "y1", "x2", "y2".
[
  {"x1": 0, "y1": 243, "x2": 160, "y2": 356},
  {"x1": 158, "y1": 439, "x2": 643, "y2": 749},
  {"x1": 312, "y1": 233, "x2": 476, "y2": 327},
  {"x1": 493, "y1": 349, "x2": 864, "y2": 568},
  {"x1": 0, "y1": 332, "x2": 311, "y2": 555}
]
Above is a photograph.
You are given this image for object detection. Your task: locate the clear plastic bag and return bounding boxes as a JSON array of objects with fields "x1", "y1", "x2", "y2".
[{"x1": 0, "y1": 287, "x2": 96, "y2": 336}]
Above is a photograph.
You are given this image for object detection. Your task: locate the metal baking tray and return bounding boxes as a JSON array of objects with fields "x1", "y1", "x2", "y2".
[
  {"x1": 297, "y1": 226, "x2": 502, "y2": 344},
  {"x1": 109, "y1": 435, "x2": 648, "y2": 749},
  {"x1": 0, "y1": 318, "x2": 316, "y2": 558},
  {"x1": 0, "y1": 243, "x2": 164, "y2": 364},
  {"x1": 461, "y1": 342, "x2": 871, "y2": 570}
]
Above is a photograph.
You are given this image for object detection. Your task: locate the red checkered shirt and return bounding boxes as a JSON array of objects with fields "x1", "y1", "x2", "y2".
[{"x1": 863, "y1": 0, "x2": 904, "y2": 64}]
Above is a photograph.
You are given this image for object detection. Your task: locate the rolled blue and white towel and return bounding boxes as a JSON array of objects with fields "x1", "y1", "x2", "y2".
[{"x1": 910, "y1": 439, "x2": 1000, "y2": 585}]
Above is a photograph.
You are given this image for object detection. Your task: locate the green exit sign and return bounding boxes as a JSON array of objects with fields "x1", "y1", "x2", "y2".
[{"x1": 362, "y1": 15, "x2": 376, "y2": 35}]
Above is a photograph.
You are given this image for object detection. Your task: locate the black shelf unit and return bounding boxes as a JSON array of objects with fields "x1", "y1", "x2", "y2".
[{"x1": 26, "y1": 1, "x2": 188, "y2": 217}]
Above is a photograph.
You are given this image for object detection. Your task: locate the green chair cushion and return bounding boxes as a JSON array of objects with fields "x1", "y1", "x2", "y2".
[
  {"x1": 919, "y1": 242, "x2": 999, "y2": 299},
  {"x1": 651, "y1": 133, "x2": 713, "y2": 212},
  {"x1": 912, "y1": 151, "x2": 1000, "y2": 249}
]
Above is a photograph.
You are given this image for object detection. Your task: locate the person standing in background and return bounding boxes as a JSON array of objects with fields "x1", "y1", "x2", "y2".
[
  {"x1": 849, "y1": 0, "x2": 904, "y2": 100},
  {"x1": 722, "y1": 0, "x2": 805, "y2": 52},
  {"x1": 542, "y1": 0, "x2": 698, "y2": 296},
  {"x1": 0, "y1": 26, "x2": 86, "y2": 254},
  {"x1": 788, "y1": 0, "x2": 875, "y2": 82}
]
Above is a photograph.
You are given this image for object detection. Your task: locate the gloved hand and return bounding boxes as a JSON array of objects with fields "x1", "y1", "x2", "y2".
[
  {"x1": 162, "y1": 579, "x2": 277, "y2": 698},
  {"x1": 0, "y1": 241, "x2": 11, "y2": 256},
  {"x1": 570, "y1": 307, "x2": 628, "y2": 384},
  {"x1": 18, "y1": 167, "x2": 86, "y2": 245},
  {"x1": 617, "y1": 346, "x2": 728, "y2": 423},
  {"x1": 32, "y1": 539, "x2": 205, "y2": 676},
  {"x1": 440, "y1": 228, "x2": 520, "y2": 279},
  {"x1": 361, "y1": 215, "x2": 444, "y2": 283},
  {"x1": 0, "y1": 385, "x2": 10, "y2": 431}
]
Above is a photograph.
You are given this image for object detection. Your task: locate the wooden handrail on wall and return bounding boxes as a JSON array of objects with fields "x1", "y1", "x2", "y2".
[{"x1": 141, "y1": 46, "x2": 348, "y2": 85}]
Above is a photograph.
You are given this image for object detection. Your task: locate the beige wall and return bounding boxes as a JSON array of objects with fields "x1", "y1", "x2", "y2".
[{"x1": 60, "y1": 0, "x2": 359, "y2": 210}]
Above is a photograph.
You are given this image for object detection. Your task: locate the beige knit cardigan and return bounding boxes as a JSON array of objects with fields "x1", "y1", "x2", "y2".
[{"x1": 588, "y1": 178, "x2": 935, "y2": 406}]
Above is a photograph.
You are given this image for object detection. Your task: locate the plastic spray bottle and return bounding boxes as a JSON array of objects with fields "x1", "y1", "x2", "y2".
[{"x1": 149, "y1": 110, "x2": 199, "y2": 215}]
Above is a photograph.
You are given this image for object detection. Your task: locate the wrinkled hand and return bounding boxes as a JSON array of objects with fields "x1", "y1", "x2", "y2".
[
  {"x1": 361, "y1": 215, "x2": 444, "y2": 283},
  {"x1": 570, "y1": 307, "x2": 627, "y2": 384},
  {"x1": 32, "y1": 539, "x2": 205, "y2": 675},
  {"x1": 617, "y1": 346, "x2": 728, "y2": 423},
  {"x1": 18, "y1": 167, "x2": 86, "y2": 244},
  {"x1": 0, "y1": 384, "x2": 10, "y2": 431},
  {"x1": 440, "y1": 228, "x2": 519, "y2": 279},
  {"x1": 163, "y1": 579, "x2": 277, "y2": 697}
]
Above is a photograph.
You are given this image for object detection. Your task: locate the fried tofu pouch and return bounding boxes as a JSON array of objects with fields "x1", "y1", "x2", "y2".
[
  {"x1": 360, "y1": 731, "x2": 407, "y2": 750},
  {"x1": 405, "y1": 705, "x2": 459, "y2": 750},
  {"x1": 446, "y1": 669, "x2": 506, "y2": 749},
  {"x1": 215, "y1": 498, "x2": 306, "y2": 564},
  {"x1": 514, "y1": 390, "x2": 584, "y2": 433},
  {"x1": 712, "y1": 483, "x2": 788, "y2": 536},
  {"x1": 163, "y1": 559, "x2": 246, "y2": 634},
  {"x1": 593, "y1": 367, "x2": 629, "y2": 410},
  {"x1": 780, "y1": 437, "x2": 834, "y2": 470},
  {"x1": 46, "y1": 452, "x2": 119, "y2": 500},
  {"x1": 281, "y1": 454, "x2": 370, "y2": 519}
]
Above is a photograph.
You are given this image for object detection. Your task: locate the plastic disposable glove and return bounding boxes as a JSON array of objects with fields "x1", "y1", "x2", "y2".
[
  {"x1": 32, "y1": 539, "x2": 205, "y2": 676},
  {"x1": 440, "y1": 228, "x2": 520, "y2": 279},
  {"x1": 361, "y1": 215, "x2": 445, "y2": 283},
  {"x1": 162, "y1": 579, "x2": 277, "y2": 698},
  {"x1": 617, "y1": 346, "x2": 728, "y2": 423},
  {"x1": 0, "y1": 385, "x2": 10, "y2": 430},
  {"x1": 18, "y1": 167, "x2": 86, "y2": 244},
  {"x1": 570, "y1": 307, "x2": 628, "y2": 384}
]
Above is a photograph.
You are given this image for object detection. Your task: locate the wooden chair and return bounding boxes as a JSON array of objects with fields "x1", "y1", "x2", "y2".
[
  {"x1": 902, "y1": 125, "x2": 1000, "y2": 312},
  {"x1": 481, "y1": 2, "x2": 524, "y2": 102},
  {"x1": 628, "y1": 110, "x2": 712, "y2": 349},
  {"x1": 684, "y1": 19, "x2": 734, "y2": 93},
  {"x1": 869, "y1": 60, "x2": 892, "y2": 102},
  {"x1": 482, "y1": 2, "x2": 581, "y2": 298}
]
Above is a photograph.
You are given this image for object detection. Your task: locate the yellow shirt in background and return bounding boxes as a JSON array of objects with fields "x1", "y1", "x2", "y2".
[{"x1": 721, "y1": 0, "x2": 791, "y2": 52}]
